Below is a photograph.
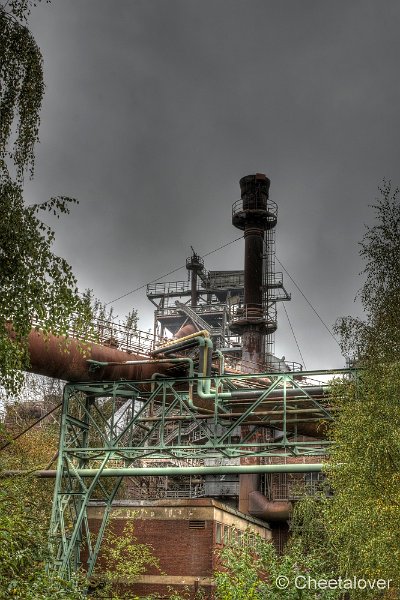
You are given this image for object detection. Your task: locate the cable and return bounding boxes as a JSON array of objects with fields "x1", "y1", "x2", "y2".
[
  {"x1": 105, "y1": 236, "x2": 243, "y2": 306},
  {"x1": 282, "y1": 303, "x2": 307, "y2": 370},
  {"x1": 200, "y1": 236, "x2": 242, "y2": 259},
  {"x1": 276, "y1": 256, "x2": 341, "y2": 348},
  {"x1": 0, "y1": 402, "x2": 62, "y2": 451}
]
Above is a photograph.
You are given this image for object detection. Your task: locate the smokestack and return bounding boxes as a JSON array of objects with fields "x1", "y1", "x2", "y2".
[{"x1": 231, "y1": 173, "x2": 277, "y2": 371}]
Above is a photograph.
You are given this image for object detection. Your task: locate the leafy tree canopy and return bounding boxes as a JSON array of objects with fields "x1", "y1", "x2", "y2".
[
  {"x1": 214, "y1": 529, "x2": 341, "y2": 600},
  {"x1": 334, "y1": 180, "x2": 400, "y2": 364},
  {"x1": 325, "y1": 181, "x2": 400, "y2": 595},
  {"x1": 0, "y1": 0, "x2": 93, "y2": 395}
]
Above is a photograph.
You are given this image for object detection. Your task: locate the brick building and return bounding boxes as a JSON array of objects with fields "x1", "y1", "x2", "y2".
[{"x1": 88, "y1": 498, "x2": 271, "y2": 599}]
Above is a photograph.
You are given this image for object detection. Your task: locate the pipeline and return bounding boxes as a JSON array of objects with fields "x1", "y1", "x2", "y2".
[
  {"x1": 23, "y1": 327, "x2": 185, "y2": 382},
  {"x1": 153, "y1": 332, "x2": 330, "y2": 437},
  {"x1": 19, "y1": 324, "x2": 332, "y2": 440},
  {"x1": 174, "y1": 323, "x2": 198, "y2": 339},
  {"x1": 89, "y1": 328, "x2": 331, "y2": 438},
  {"x1": 0, "y1": 463, "x2": 324, "y2": 479},
  {"x1": 248, "y1": 491, "x2": 292, "y2": 522}
]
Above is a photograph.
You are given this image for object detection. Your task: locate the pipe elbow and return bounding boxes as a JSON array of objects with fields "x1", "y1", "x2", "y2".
[{"x1": 248, "y1": 491, "x2": 292, "y2": 522}]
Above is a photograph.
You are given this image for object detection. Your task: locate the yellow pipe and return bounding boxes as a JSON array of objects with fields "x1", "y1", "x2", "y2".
[{"x1": 156, "y1": 329, "x2": 210, "y2": 351}]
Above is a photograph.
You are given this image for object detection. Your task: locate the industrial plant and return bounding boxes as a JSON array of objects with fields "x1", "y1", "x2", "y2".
[{"x1": 20, "y1": 174, "x2": 342, "y2": 598}]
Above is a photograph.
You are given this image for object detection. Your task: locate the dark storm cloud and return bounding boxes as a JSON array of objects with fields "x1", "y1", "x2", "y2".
[{"x1": 24, "y1": 0, "x2": 400, "y2": 368}]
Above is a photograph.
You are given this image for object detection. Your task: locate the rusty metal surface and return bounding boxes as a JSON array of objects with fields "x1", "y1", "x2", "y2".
[
  {"x1": 26, "y1": 329, "x2": 179, "y2": 382},
  {"x1": 248, "y1": 490, "x2": 292, "y2": 521},
  {"x1": 174, "y1": 323, "x2": 198, "y2": 339}
]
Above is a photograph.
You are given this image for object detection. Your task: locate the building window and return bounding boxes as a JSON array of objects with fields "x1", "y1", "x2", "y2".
[
  {"x1": 216, "y1": 522, "x2": 222, "y2": 544},
  {"x1": 223, "y1": 525, "x2": 230, "y2": 545}
]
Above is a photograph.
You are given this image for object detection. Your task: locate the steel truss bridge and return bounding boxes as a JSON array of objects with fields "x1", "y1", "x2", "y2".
[{"x1": 48, "y1": 368, "x2": 353, "y2": 584}]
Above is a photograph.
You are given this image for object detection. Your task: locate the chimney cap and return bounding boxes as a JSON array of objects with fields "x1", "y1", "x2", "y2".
[{"x1": 239, "y1": 173, "x2": 271, "y2": 191}]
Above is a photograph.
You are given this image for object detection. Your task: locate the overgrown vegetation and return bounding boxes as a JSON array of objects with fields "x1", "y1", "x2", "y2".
[
  {"x1": 214, "y1": 529, "x2": 341, "y2": 600},
  {"x1": 0, "y1": 424, "x2": 86, "y2": 599},
  {"x1": 0, "y1": 0, "x2": 93, "y2": 396},
  {"x1": 278, "y1": 182, "x2": 400, "y2": 599},
  {"x1": 322, "y1": 182, "x2": 400, "y2": 595},
  {"x1": 90, "y1": 519, "x2": 159, "y2": 599}
]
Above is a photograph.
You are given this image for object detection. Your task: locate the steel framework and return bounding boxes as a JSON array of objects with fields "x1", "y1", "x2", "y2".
[{"x1": 48, "y1": 368, "x2": 351, "y2": 584}]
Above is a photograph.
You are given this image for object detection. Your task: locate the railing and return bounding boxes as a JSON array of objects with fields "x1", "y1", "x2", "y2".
[
  {"x1": 205, "y1": 271, "x2": 244, "y2": 290},
  {"x1": 175, "y1": 302, "x2": 210, "y2": 332},
  {"x1": 147, "y1": 281, "x2": 190, "y2": 296},
  {"x1": 224, "y1": 354, "x2": 303, "y2": 374},
  {"x1": 164, "y1": 484, "x2": 205, "y2": 499},
  {"x1": 230, "y1": 303, "x2": 277, "y2": 328},
  {"x1": 232, "y1": 196, "x2": 278, "y2": 219},
  {"x1": 263, "y1": 272, "x2": 284, "y2": 288},
  {"x1": 32, "y1": 316, "x2": 160, "y2": 356},
  {"x1": 186, "y1": 253, "x2": 204, "y2": 271},
  {"x1": 156, "y1": 302, "x2": 228, "y2": 318}
]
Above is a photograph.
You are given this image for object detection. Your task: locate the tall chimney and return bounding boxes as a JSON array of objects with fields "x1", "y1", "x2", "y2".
[{"x1": 231, "y1": 173, "x2": 277, "y2": 371}]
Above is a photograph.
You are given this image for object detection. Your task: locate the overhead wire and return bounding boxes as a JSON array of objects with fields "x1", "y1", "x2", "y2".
[
  {"x1": 0, "y1": 402, "x2": 62, "y2": 451},
  {"x1": 105, "y1": 236, "x2": 243, "y2": 306},
  {"x1": 276, "y1": 256, "x2": 341, "y2": 348},
  {"x1": 282, "y1": 302, "x2": 307, "y2": 370}
]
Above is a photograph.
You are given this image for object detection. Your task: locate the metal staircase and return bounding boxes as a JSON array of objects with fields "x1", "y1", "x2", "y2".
[{"x1": 175, "y1": 301, "x2": 212, "y2": 332}]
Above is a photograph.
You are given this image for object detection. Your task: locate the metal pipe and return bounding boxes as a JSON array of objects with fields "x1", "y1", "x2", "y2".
[
  {"x1": 1, "y1": 463, "x2": 324, "y2": 479},
  {"x1": 174, "y1": 323, "x2": 198, "y2": 339},
  {"x1": 248, "y1": 491, "x2": 292, "y2": 522},
  {"x1": 213, "y1": 349, "x2": 225, "y2": 375},
  {"x1": 23, "y1": 327, "x2": 183, "y2": 382},
  {"x1": 152, "y1": 330, "x2": 210, "y2": 355},
  {"x1": 86, "y1": 358, "x2": 191, "y2": 367},
  {"x1": 228, "y1": 386, "x2": 328, "y2": 401}
]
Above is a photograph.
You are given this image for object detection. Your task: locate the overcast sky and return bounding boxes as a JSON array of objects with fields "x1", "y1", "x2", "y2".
[{"x1": 22, "y1": 0, "x2": 400, "y2": 370}]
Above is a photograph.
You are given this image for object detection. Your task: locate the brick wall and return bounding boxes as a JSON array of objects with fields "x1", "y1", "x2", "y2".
[{"x1": 87, "y1": 499, "x2": 270, "y2": 599}]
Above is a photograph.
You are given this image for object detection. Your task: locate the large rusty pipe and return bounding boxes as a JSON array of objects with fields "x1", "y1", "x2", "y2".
[
  {"x1": 174, "y1": 323, "x2": 198, "y2": 339},
  {"x1": 25, "y1": 328, "x2": 182, "y2": 382},
  {"x1": 21, "y1": 328, "x2": 330, "y2": 438},
  {"x1": 248, "y1": 491, "x2": 292, "y2": 522}
]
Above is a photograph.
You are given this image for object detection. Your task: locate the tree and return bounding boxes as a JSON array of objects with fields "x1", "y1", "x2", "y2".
[
  {"x1": 90, "y1": 519, "x2": 159, "y2": 599},
  {"x1": 214, "y1": 529, "x2": 341, "y2": 600},
  {"x1": 0, "y1": 0, "x2": 93, "y2": 395},
  {"x1": 326, "y1": 372, "x2": 400, "y2": 593},
  {"x1": 0, "y1": 0, "x2": 44, "y2": 181},
  {"x1": 0, "y1": 415, "x2": 86, "y2": 599},
  {"x1": 325, "y1": 181, "x2": 400, "y2": 596},
  {"x1": 334, "y1": 180, "x2": 400, "y2": 364}
]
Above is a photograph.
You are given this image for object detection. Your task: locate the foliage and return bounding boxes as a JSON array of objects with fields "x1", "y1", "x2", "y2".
[
  {"x1": 0, "y1": 0, "x2": 45, "y2": 180},
  {"x1": 214, "y1": 530, "x2": 341, "y2": 600},
  {"x1": 325, "y1": 181, "x2": 400, "y2": 596},
  {"x1": 0, "y1": 173, "x2": 94, "y2": 395},
  {"x1": 334, "y1": 180, "x2": 400, "y2": 364},
  {"x1": 82, "y1": 289, "x2": 139, "y2": 342},
  {"x1": 289, "y1": 491, "x2": 336, "y2": 567},
  {"x1": 0, "y1": 0, "x2": 95, "y2": 396},
  {"x1": 91, "y1": 518, "x2": 159, "y2": 599},
  {"x1": 323, "y1": 368, "x2": 400, "y2": 595},
  {"x1": 0, "y1": 427, "x2": 85, "y2": 599},
  {"x1": 167, "y1": 590, "x2": 206, "y2": 600}
]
